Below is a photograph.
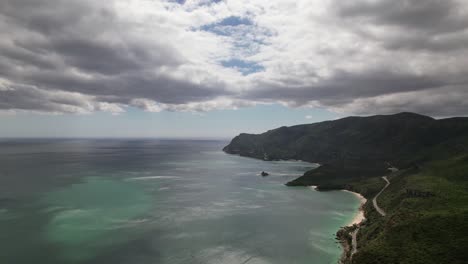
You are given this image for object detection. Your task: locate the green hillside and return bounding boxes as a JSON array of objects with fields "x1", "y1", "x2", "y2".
[
  {"x1": 223, "y1": 112, "x2": 468, "y2": 264},
  {"x1": 226, "y1": 113, "x2": 467, "y2": 163},
  {"x1": 352, "y1": 155, "x2": 468, "y2": 264}
]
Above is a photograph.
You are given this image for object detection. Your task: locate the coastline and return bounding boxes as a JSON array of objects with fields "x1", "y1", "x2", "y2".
[
  {"x1": 309, "y1": 186, "x2": 367, "y2": 263},
  {"x1": 308, "y1": 188, "x2": 366, "y2": 226},
  {"x1": 342, "y1": 190, "x2": 367, "y2": 227},
  {"x1": 336, "y1": 190, "x2": 367, "y2": 264},
  {"x1": 223, "y1": 151, "x2": 366, "y2": 263}
]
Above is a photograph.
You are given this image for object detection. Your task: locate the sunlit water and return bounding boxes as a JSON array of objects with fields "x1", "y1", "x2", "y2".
[{"x1": 0, "y1": 139, "x2": 360, "y2": 264}]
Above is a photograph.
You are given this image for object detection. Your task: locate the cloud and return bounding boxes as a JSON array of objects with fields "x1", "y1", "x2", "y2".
[
  {"x1": 0, "y1": 0, "x2": 236, "y2": 113},
  {"x1": 327, "y1": 85, "x2": 468, "y2": 117},
  {"x1": 0, "y1": 0, "x2": 467, "y2": 117},
  {"x1": 130, "y1": 97, "x2": 256, "y2": 112},
  {"x1": 336, "y1": 0, "x2": 468, "y2": 34},
  {"x1": 0, "y1": 78, "x2": 125, "y2": 114}
]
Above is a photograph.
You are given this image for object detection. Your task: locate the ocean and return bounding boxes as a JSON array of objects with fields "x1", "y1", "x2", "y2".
[{"x1": 0, "y1": 139, "x2": 360, "y2": 264}]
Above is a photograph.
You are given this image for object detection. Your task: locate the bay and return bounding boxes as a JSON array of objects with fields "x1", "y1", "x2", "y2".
[{"x1": 0, "y1": 139, "x2": 360, "y2": 264}]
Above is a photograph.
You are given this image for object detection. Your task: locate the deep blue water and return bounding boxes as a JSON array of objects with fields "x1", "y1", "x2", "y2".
[{"x1": 0, "y1": 139, "x2": 360, "y2": 264}]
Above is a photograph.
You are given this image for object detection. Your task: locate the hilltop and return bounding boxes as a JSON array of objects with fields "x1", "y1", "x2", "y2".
[
  {"x1": 223, "y1": 112, "x2": 468, "y2": 186},
  {"x1": 223, "y1": 112, "x2": 468, "y2": 264}
]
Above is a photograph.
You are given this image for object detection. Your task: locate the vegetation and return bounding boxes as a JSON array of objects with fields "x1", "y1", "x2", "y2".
[
  {"x1": 223, "y1": 112, "x2": 468, "y2": 264},
  {"x1": 223, "y1": 112, "x2": 468, "y2": 169},
  {"x1": 353, "y1": 156, "x2": 468, "y2": 264}
]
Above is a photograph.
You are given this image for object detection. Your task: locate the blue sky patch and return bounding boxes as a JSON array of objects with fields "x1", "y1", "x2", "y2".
[
  {"x1": 168, "y1": 0, "x2": 186, "y2": 4},
  {"x1": 221, "y1": 59, "x2": 264, "y2": 75},
  {"x1": 218, "y1": 16, "x2": 252, "y2": 26},
  {"x1": 200, "y1": 16, "x2": 253, "y2": 36}
]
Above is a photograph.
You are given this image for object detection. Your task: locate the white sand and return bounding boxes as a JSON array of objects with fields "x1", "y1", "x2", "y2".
[
  {"x1": 342, "y1": 190, "x2": 367, "y2": 227},
  {"x1": 308, "y1": 187, "x2": 367, "y2": 226}
]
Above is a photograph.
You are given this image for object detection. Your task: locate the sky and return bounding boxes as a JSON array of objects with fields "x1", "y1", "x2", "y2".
[{"x1": 1, "y1": 0, "x2": 468, "y2": 138}]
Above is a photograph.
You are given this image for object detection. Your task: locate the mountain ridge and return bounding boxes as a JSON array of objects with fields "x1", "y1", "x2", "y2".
[
  {"x1": 223, "y1": 112, "x2": 468, "y2": 264},
  {"x1": 223, "y1": 112, "x2": 468, "y2": 170}
]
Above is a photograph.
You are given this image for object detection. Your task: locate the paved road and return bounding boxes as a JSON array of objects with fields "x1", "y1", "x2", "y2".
[
  {"x1": 350, "y1": 175, "x2": 391, "y2": 259},
  {"x1": 350, "y1": 229, "x2": 359, "y2": 256},
  {"x1": 372, "y1": 176, "x2": 390, "y2": 216}
]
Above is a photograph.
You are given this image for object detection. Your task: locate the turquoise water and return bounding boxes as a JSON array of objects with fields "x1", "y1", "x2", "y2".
[{"x1": 0, "y1": 139, "x2": 360, "y2": 264}]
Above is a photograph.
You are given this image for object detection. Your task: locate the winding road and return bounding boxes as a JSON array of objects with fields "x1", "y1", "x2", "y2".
[
  {"x1": 350, "y1": 229, "x2": 359, "y2": 256},
  {"x1": 372, "y1": 176, "x2": 390, "y2": 216},
  {"x1": 350, "y1": 175, "x2": 391, "y2": 260}
]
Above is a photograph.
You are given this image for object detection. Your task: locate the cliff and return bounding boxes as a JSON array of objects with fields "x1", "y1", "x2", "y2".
[
  {"x1": 224, "y1": 112, "x2": 468, "y2": 186},
  {"x1": 223, "y1": 112, "x2": 468, "y2": 264}
]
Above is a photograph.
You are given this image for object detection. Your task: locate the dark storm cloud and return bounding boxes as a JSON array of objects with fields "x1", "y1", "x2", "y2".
[
  {"x1": 0, "y1": 43, "x2": 59, "y2": 71},
  {"x1": 243, "y1": 0, "x2": 468, "y2": 116},
  {"x1": 334, "y1": 85, "x2": 468, "y2": 117},
  {"x1": 246, "y1": 69, "x2": 449, "y2": 104},
  {"x1": 0, "y1": 0, "x2": 468, "y2": 116},
  {"x1": 0, "y1": 0, "x2": 92, "y2": 35},
  {"x1": 382, "y1": 33, "x2": 468, "y2": 52},
  {"x1": 246, "y1": 71, "x2": 468, "y2": 117},
  {"x1": 0, "y1": 83, "x2": 93, "y2": 113},
  {"x1": 7, "y1": 67, "x2": 229, "y2": 105},
  {"x1": 0, "y1": 0, "x2": 231, "y2": 113},
  {"x1": 336, "y1": 0, "x2": 468, "y2": 34},
  {"x1": 334, "y1": 0, "x2": 468, "y2": 54},
  {"x1": 0, "y1": 0, "x2": 180, "y2": 73}
]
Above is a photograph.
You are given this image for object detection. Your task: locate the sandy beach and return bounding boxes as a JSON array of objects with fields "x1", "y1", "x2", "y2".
[
  {"x1": 342, "y1": 190, "x2": 367, "y2": 226},
  {"x1": 308, "y1": 187, "x2": 366, "y2": 226}
]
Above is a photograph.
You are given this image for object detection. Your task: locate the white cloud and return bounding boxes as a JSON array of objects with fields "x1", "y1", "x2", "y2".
[
  {"x1": 130, "y1": 98, "x2": 165, "y2": 113},
  {"x1": 0, "y1": 0, "x2": 467, "y2": 116}
]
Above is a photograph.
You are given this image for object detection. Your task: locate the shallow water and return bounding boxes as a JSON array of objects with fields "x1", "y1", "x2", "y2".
[{"x1": 0, "y1": 139, "x2": 360, "y2": 264}]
